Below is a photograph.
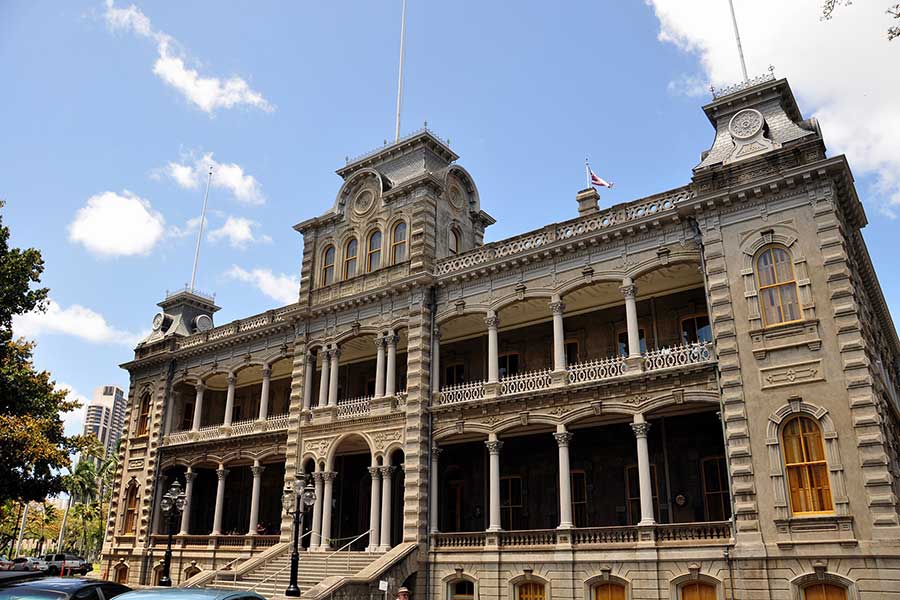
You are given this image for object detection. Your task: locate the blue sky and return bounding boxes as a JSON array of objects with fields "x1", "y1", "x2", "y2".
[{"x1": 3, "y1": 1, "x2": 899, "y2": 435}]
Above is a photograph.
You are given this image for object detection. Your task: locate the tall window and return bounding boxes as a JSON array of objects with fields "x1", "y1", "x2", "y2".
[
  {"x1": 681, "y1": 314, "x2": 712, "y2": 344},
  {"x1": 571, "y1": 469, "x2": 588, "y2": 527},
  {"x1": 617, "y1": 329, "x2": 647, "y2": 356},
  {"x1": 517, "y1": 582, "x2": 545, "y2": 600},
  {"x1": 321, "y1": 246, "x2": 336, "y2": 286},
  {"x1": 450, "y1": 580, "x2": 475, "y2": 600},
  {"x1": 500, "y1": 475, "x2": 523, "y2": 530},
  {"x1": 498, "y1": 352, "x2": 520, "y2": 378},
  {"x1": 391, "y1": 222, "x2": 407, "y2": 264},
  {"x1": 135, "y1": 393, "x2": 151, "y2": 436},
  {"x1": 344, "y1": 238, "x2": 358, "y2": 279},
  {"x1": 625, "y1": 464, "x2": 659, "y2": 524},
  {"x1": 756, "y1": 245, "x2": 801, "y2": 326},
  {"x1": 179, "y1": 402, "x2": 194, "y2": 431},
  {"x1": 444, "y1": 363, "x2": 466, "y2": 386},
  {"x1": 367, "y1": 230, "x2": 382, "y2": 272},
  {"x1": 803, "y1": 584, "x2": 847, "y2": 600},
  {"x1": 122, "y1": 486, "x2": 138, "y2": 534},
  {"x1": 680, "y1": 582, "x2": 716, "y2": 600},
  {"x1": 701, "y1": 456, "x2": 732, "y2": 521},
  {"x1": 449, "y1": 228, "x2": 460, "y2": 255},
  {"x1": 594, "y1": 583, "x2": 626, "y2": 600},
  {"x1": 782, "y1": 416, "x2": 833, "y2": 514},
  {"x1": 565, "y1": 339, "x2": 580, "y2": 365}
]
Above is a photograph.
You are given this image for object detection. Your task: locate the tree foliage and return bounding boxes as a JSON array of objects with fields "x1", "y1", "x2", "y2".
[{"x1": 822, "y1": 0, "x2": 900, "y2": 40}]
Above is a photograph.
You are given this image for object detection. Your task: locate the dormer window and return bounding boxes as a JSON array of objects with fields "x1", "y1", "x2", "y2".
[
  {"x1": 449, "y1": 228, "x2": 460, "y2": 255},
  {"x1": 391, "y1": 222, "x2": 407, "y2": 264},
  {"x1": 321, "y1": 245, "x2": 336, "y2": 286},
  {"x1": 367, "y1": 230, "x2": 382, "y2": 272},
  {"x1": 344, "y1": 238, "x2": 358, "y2": 279}
]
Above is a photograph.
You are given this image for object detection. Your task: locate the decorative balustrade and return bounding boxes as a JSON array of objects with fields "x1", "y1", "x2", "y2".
[
  {"x1": 643, "y1": 341, "x2": 713, "y2": 372},
  {"x1": 164, "y1": 430, "x2": 192, "y2": 445},
  {"x1": 437, "y1": 380, "x2": 486, "y2": 405},
  {"x1": 431, "y1": 532, "x2": 486, "y2": 549},
  {"x1": 265, "y1": 413, "x2": 290, "y2": 431},
  {"x1": 571, "y1": 526, "x2": 639, "y2": 546},
  {"x1": 567, "y1": 356, "x2": 627, "y2": 385},
  {"x1": 499, "y1": 369, "x2": 554, "y2": 395},
  {"x1": 162, "y1": 414, "x2": 292, "y2": 446},
  {"x1": 654, "y1": 521, "x2": 732, "y2": 544},
  {"x1": 395, "y1": 391, "x2": 408, "y2": 408},
  {"x1": 195, "y1": 424, "x2": 221, "y2": 441},
  {"x1": 336, "y1": 397, "x2": 372, "y2": 419},
  {"x1": 498, "y1": 529, "x2": 556, "y2": 547},
  {"x1": 150, "y1": 534, "x2": 282, "y2": 549},
  {"x1": 175, "y1": 306, "x2": 293, "y2": 350},
  {"x1": 230, "y1": 417, "x2": 258, "y2": 436}
]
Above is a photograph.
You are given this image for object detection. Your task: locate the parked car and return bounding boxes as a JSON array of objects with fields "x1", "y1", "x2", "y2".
[
  {"x1": 10, "y1": 557, "x2": 43, "y2": 571},
  {"x1": 115, "y1": 589, "x2": 265, "y2": 600},
  {"x1": 41, "y1": 554, "x2": 91, "y2": 576},
  {"x1": 0, "y1": 576, "x2": 130, "y2": 600},
  {"x1": 0, "y1": 557, "x2": 12, "y2": 571}
]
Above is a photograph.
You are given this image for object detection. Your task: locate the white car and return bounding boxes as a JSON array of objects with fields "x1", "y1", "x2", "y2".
[
  {"x1": 0, "y1": 555, "x2": 13, "y2": 571},
  {"x1": 10, "y1": 557, "x2": 44, "y2": 571}
]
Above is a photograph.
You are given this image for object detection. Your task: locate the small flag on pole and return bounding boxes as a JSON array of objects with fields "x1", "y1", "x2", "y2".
[{"x1": 585, "y1": 158, "x2": 614, "y2": 190}]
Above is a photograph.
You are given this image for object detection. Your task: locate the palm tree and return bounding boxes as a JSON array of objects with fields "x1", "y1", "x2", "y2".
[{"x1": 57, "y1": 461, "x2": 98, "y2": 552}]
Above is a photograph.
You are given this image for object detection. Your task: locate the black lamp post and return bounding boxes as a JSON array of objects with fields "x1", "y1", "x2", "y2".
[
  {"x1": 283, "y1": 475, "x2": 316, "y2": 597},
  {"x1": 158, "y1": 479, "x2": 185, "y2": 587}
]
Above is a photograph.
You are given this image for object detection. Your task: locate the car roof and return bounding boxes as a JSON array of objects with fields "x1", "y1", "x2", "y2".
[
  {"x1": 116, "y1": 589, "x2": 263, "y2": 600},
  {"x1": 4, "y1": 577, "x2": 98, "y2": 591}
]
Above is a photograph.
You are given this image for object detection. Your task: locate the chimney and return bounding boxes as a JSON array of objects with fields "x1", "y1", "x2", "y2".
[{"x1": 576, "y1": 188, "x2": 600, "y2": 216}]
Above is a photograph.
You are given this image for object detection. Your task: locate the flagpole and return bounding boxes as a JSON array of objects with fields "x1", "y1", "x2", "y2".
[
  {"x1": 394, "y1": 0, "x2": 407, "y2": 142},
  {"x1": 727, "y1": 0, "x2": 749, "y2": 82},
  {"x1": 189, "y1": 165, "x2": 213, "y2": 293},
  {"x1": 585, "y1": 158, "x2": 591, "y2": 190}
]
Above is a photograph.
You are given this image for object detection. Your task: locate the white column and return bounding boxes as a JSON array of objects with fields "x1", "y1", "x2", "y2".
[
  {"x1": 431, "y1": 326, "x2": 441, "y2": 394},
  {"x1": 378, "y1": 466, "x2": 395, "y2": 551},
  {"x1": 211, "y1": 466, "x2": 229, "y2": 535},
  {"x1": 152, "y1": 475, "x2": 168, "y2": 534},
  {"x1": 632, "y1": 414, "x2": 655, "y2": 526},
  {"x1": 555, "y1": 429, "x2": 574, "y2": 529},
  {"x1": 551, "y1": 297, "x2": 567, "y2": 371},
  {"x1": 385, "y1": 332, "x2": 398, "y2": 397},
  {"x1": 621, "y1": 277, "x2": 641, "y2": 358},
  {"x1": 430, "y1": 446, "x2": 442, "y2": 534},
  {"x1": 223, "y1": 373, "x2": 236, "y2": 426},
  {"x1": 302, "y1": 352, "x2": 315, "y2": 411},
  {"x1": 486, "y1": 312, "x2": 500, "y2": 384},
  {"x1": 179, "y1": 469, "x2": 195, "y2": 535},
  {"x1": 328, "y1": 348, "x2": 340, "y2": 407},
  {"x1": 311, "y1": 472, "x2": 324, "y2": 550},
  {"x1": 258, "y1": 366, "x2": 271, "y2": 421},
  {"x1": 191, "y1": 384, "x2": 205, "y2": 432},
  {"x1": 366, "y1": 467, "x2": 382, "y2": 552},
  {"x1": 320, "y1": 471, "x2": 336, "y2": 549},
  {"x1": 164, "y1": 391, "x2": 177, "y2": 434},
  {"x1": 374, "y1": 336, "x2": 386, "y2": 399},
  {"x1": 248, "y1": 461, "x2": 265, "y2": 535},
  {"x1": 486, "y1": 437, "x2": 503, "y2": 532},
  {"x1": 318, "y1": 349, "x2": 330, "y2": 408}
]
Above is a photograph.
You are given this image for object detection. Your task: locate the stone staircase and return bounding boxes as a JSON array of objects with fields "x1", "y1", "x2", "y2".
[{"x1": 207, "y1": 549, "x2": 382, "y2": 598}]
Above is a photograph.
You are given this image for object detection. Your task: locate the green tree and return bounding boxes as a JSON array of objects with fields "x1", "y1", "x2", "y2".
[
  {"x1": 0, "y1": 200, "x2": 87, "y2": 504},
  {"x1": 822, "y1": 1, "x2": 900, "y2": 39}
]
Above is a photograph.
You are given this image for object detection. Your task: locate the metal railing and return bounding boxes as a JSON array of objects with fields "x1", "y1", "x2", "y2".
[
  {"x1": 643, "y1": 341, "x2": 713, "y2": 372},
  {"x1": 248, "y1": 530, "x2": 313, "y2": 591},
  {"x1": 324, "y1": 529, "x2": 371, "y2": 577}
]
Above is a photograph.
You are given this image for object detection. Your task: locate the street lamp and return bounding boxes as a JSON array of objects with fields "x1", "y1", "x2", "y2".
[
  {"x1": 158, "y1": 479, "x2": 185, "y2": 587},
  {"x1": 282, "y1": 475, "x2": 316, "y2": 597}
]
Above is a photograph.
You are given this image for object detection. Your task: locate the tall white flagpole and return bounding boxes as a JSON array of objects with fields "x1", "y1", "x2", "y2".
[
  {"x1": 189, "y1": 166, "x2": 213, "y2": 293},
  {"x1": 394, "y1": 0, "x2": 407, "y2": 142},
  {"x1": 585, "y1": 158, "x2": 592, "y2": 190},
  {"x1": 727, "y1": 0, "x2": 749, "y2": 82}
]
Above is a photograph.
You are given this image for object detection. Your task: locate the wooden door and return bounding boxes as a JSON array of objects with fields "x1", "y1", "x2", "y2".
[
  {"x1": 681, "y1": 582, "x2": 716, "y2": 600},
  {"x1": 594, "y1": 583, "x2": 626, "y2": 600},
  {"x1": 804, "y1": 584, "x2": 846, "y2": 600}
]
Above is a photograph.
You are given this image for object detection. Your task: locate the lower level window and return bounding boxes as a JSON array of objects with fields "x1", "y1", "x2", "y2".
[
  {"x1": 681, "y1": 582, "x2": 716, "y2": 600},
  {"x1": 517, "y1": 582, "x2": 545, "y2": 600},
  {"x1": 803, "y1": 584, "x2": 847, "y2": 600},
  {"x1": 450, "y1": 580, "x2": 474, "y2": 600},
  {"x1": 594, "y1": 583, "x2": 625, "y2": 600}
]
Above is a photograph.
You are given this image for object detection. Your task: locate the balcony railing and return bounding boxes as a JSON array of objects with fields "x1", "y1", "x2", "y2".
[
  {"x1": 437, "y1": 380, "x2": 486, "y2": 405},
  {"x1": 643, "y1": 341, "x2": 712, "y2": 372},
  {"x1": 567, "y1": 355, "x2": 627, "y2": 385},
  {"x1": 499, "y1": 369, "x2": 554, "y2": 395},
  {"x1": 149, "y1": 534, "x2": 280, "y2": 550},
  {"x1": 162, "y1": 413, "x2": 291, "y2": 447},
  {"x1": 336, "y1": 396, "x2": 372, "y2": 420}
]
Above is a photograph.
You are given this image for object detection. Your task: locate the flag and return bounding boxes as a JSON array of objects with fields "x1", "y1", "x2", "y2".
[{"x1": 590, "y1": 169, "x2": 614, "y2": 189}]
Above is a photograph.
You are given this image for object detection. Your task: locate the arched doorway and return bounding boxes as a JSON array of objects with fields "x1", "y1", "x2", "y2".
[{"x1": 329, "y1": 434, "x2": 373, "y2": 550}]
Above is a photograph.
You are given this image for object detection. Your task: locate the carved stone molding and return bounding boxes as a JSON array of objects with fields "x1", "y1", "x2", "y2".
[{"x1": 760, "y1": 359, "x2": 824, "y2": 389}]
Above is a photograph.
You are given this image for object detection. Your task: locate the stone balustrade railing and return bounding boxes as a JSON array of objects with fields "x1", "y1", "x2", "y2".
[
  {"x1": 162, "y1": 413, "x2": 291, "y2": 447},
  {"x1": 643, "y1": 341, "x2": 713, "y2": 372},
  {"x1": 567, "y1": 356, "x2": 627, "y2": 385},
  {"x1": 570, "y1": 525, "x2": 639, "y2": 545},
  {"x1": 499, "y1": 369, "x2": 554, "y2": 395},
  {"x1": 499, "y1": 529, "x2": 556, "y2": 547},
  {"x1": 149, "y1": 534, "x2": 280, "y2": 549},
  {"x1": 230, "y1": 417, "x2": 258, "y2": 436},
  {"x1": 437, "y1": 380, "x2": 486, "y2": 405},
  {"x1": 654, "y1": 521, "x2": 733, "y2": 544},
  {"x1": 175, "y1": 306, "x2": 293, "y2": 350},
  {"x1": 430, "y1": 531, "x2": 486, "y2": 549},
  {"x1": 336, "y1": 397, "x2": 372, "y2": 419}
]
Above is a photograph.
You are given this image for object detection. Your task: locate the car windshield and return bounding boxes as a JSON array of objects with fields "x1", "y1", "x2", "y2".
[{"x1": 0, "y1": 592, "x2": 67, "y2": 600}]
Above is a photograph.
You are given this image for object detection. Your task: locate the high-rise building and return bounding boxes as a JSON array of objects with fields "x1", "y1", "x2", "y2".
[{"x1": 83, "y1": 385, "x2": 126, "y2": 460}]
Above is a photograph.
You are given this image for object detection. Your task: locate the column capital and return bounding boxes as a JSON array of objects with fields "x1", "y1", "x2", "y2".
[
  {"x1": 550, "y1": 300, "x2": 566, "y2": 315},
  {"x1": 431, "y1": 445, "x2": 443, "y2": 458},
  {"x1": 306, "y1": 351, "x2": 317, "y2": 364},
  {"x1": 251, "y1": 465, "x2": 266, "y2": 477},
  {"x1": 378, "y1": 465, "x2": 396, "y2": 477},
  {"x1": 216, "y1": 467, "x2": 229, "y2": 481},
  {"x1": 485, "y1": 440, "x2": 504, "y2": 455},
  {"x1": 311, "y1": 471, "x2": 324, "y2": 483},
  {"x1": 485, "y1": 313, "x2": 500, "y2": 329},
  {"x1": 620, "y1": 283, "x2": 638, "y2": 299},
  {"x1": 184, "y1": 470, "x2": 197, "y2": 483},
  {"x1": 261, "y1": 365, "x2": 271, "y2": 377},
  {"x1": 631, "y1": 421, "x2": 651, "y2": 438},
  {"x1": 374, "y1": 336, "x2": 386, "y2": 349},
  {"x1": 323, "y1": 471, "x2": 338, "y2": 482},
  {"x1": 433, "y1": 326, "x2": 441, "y2": 340},
  {"x1": 227, "y1": 373, "x2": 237, "y2": 385},
  {"x1": 195, "y1": 382, "x2": 206, "y2": 392},
  {"x1": 330, "y1": 346, "x2": 341, "y2": 359},
  {"x1": 553, "y1": 432, "x2": 574, "y2": 447},
  {"x1": 368, "y1": 466, "x2": 381, "y2": 478},
  {"x1": 385, "y1": 333, "x2": 399, "y2": 347}
]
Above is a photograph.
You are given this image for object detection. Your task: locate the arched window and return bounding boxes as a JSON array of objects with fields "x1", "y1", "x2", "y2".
[
  {"x1": 113, "y1": 564, "x2": 129, "y2": 584},
  {"x1": 122, "y1": 486, "x2": 139, "y2": 534},
  {"x1": 450, "y1": 580, "x2": 474, "y2": 600},
  {"x1": 344, "y1": 238, "x2": 358, "y2": 279},
  {"x1": 680, "y1": 582, "x2": 716, "y2": 600},
  {"x1": 391, "y1": 222, "x2": 407, "y2": 264},
  {"x1": 321, "y1": 246, "x2": 336, "y2": 286},
  {"x1": 803, "y1": 583, "x2": 847, "y2": 600},
  {"x1": 135, "y1": 392, "x2": 151, "y2": 436},
  {"x1": 367, "y1": 230, "x2": 382, "y2": 272},
  {"x1": 782, "y1": 415, "x2": 833, "y2": 514},
  {"x1": 449, "y1": 228, "x2": 460, "y2": 255},
  {"x1": 594, "y1": 583, "x2": 626, "y2": 600},
  {"x1": 756, "y1": 245, "x2": 800, "y2": 326},
  {"x1": 516, "y1": 582, "x2": 545, "y2": 600}
]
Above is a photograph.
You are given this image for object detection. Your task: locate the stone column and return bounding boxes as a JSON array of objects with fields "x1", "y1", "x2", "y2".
[
  {"x1": 486, "y1": 312, "x2": 500, "y2": 384},
  {"x1": 164, "y1": 390, "x2": 177, "y2": 434},
  {"x1": 211, "y1": 466, "x2": 229, "y2": 535},
  {"x1": 328, "y1": 348, "x2": 340, "y2": 407},
  {"x1": 486, "y1": 437, "x2": 503, "y2": 532},
  {"x1": 191, "y1": 383, "x2": 205, "y2": 432},
  {"x1": 621, "y1": 277, "x2": 641, "y2": 359},
  {"x1": 247, "y1": 461, "x2": 265, "y2": 535},
  {"x1": 550, "y1": 297, "x2": 567, "y2": 371},
  {"x1": 152, "y1": 474, "x2": 168, "y2": 534},
  {"x1": 378, "y1": 466, "x2": 395, "y2": 551},
  {"x1": 320, "y1": 471, "x2": 337, "y2": 549},
  {"x1": 366, "y1": 467, "x2": 381, "y2": 552},
  {"x1": 258, "y1": 366, "x2": 271, "y2": 421},
  {"x1": 223, "y1": 373, "x2": 236, "y2": 426},
  {"x1": 554, "y1": 429, "x2": 574, "y2": 529},
  {"x1": 310, "y1": 472, "x2": 324, "y2": 550},
  {"x1": 431, "y1": 327, "x2": 441, "y2": 394},
  {"x1": 631, "y1": 414, "x2": 655, "y2": 526},
  {"x1": 374, "y1": 336, "x2": 386, "y2": 399},
  {"x1": 302, "y1": 353, "x2": 315, "y2": 411},
  {"x1": 385, "y1": 331, "x2": 398, "y2": 397},
  {"x1": 179, "y1": 469, "x2": 195, "y2": 535},
  {"x1": 430, "y1": 446, "x2": 442, "y2": 534},
  {"x1": 317, "y1": 349, "x2": 330, "y2": 408}
]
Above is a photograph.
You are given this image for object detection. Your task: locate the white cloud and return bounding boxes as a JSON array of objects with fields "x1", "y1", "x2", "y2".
[
  {"x1": 208, "y1": 216, "x2": 272, "y2": 248},
  {"x1": 225, "y1": 266, "x2": 298, "y2": 305},
  {"x1": 55, "y1": 383, "x2": 88, "y2": 438},
  {"x1": 68, "y1": 190, "x2": 165, "y2": 256},
  {"x1": 103, "y1": 1, "x2": 273, "y2": 115},
  {"x1": 13, "y1": 299, "x2": 142, "y2": 347},
  {"x1": 158, "y1": 151, "x2": 266, "y2": 205},
  {"x1": 646, "y1": 0, "x2": 900, "y2": 215}
]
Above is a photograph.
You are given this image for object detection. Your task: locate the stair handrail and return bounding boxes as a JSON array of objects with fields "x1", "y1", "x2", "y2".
[
  {"x1": 249, "y1": 531, "x2": 313, "y2": 591},
  {"x1": 324, "y1": 529, "x2": 371, "y2": 577},
  {"x1": 213, "y1": 555, "x2": 248, "y2": 584}
]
